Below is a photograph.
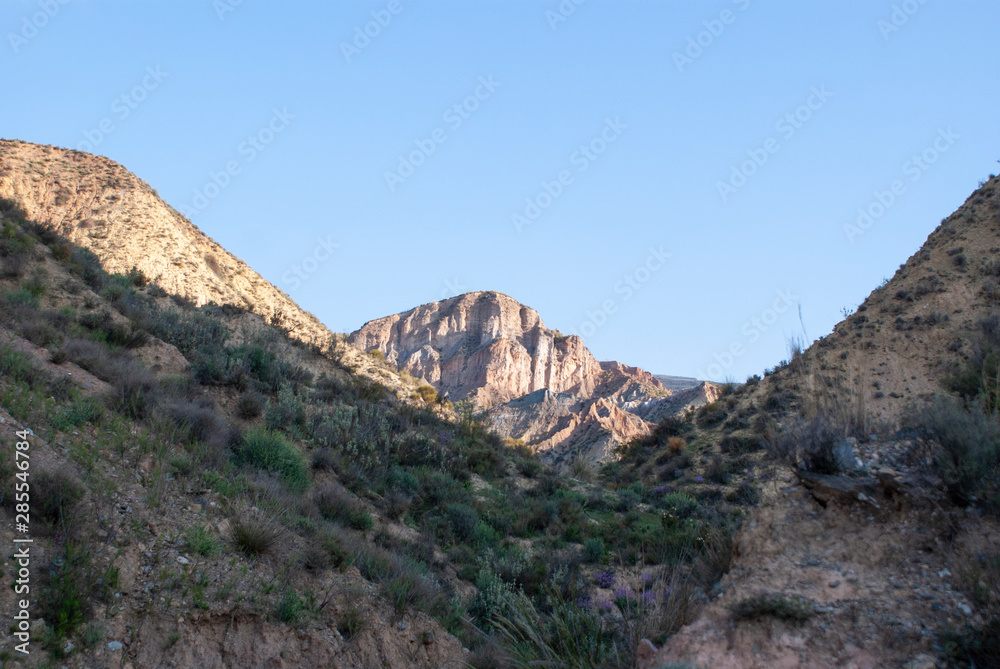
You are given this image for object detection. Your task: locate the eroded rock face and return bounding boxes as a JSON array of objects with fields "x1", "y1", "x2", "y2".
[
  {"x1": 349, "y1": 291, "x2": 609, "y2": 408},
  {"x1": 350, "y1": 291, "x2": 707, "y2": 464},
  {"x1": 486, "y1": 390, "x2": 652, "y2": 464}
]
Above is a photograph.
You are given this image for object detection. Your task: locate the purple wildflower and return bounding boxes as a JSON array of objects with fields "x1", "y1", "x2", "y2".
[
  {"x1": 695, "y1": 475, "x2": 704, "y2": 483},
  {"x1": 595, "y1": 569, "x2": 616, "y2": 589}
]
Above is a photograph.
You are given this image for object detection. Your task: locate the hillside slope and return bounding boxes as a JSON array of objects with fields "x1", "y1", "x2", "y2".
[
  {"x1": 782, "y1": 174, "x2": 1000, "y2": 424},
  {"x1": 0, "y1": 139, "x2": 331, "y2": 347},
  {"x1": 0, "y1": 139, "x2": 415, "y2": 396},
  {"x1": 0, "y1": 191, "x2": 748, "y2": 669},
  {"x1": 641, "y1": 175, "x2": 1000, "y2": 668}
]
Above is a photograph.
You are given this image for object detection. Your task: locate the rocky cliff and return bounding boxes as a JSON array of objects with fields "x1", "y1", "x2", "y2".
[
  {"x1": 349, "y1": 291, "x2": 620, "y2": 408},
  {"x1": 486, "y1": 389, "x2": 652, "y2": 464},
  {"x1": 350, "y1": 291, "x2": 711, "y2": 464}
]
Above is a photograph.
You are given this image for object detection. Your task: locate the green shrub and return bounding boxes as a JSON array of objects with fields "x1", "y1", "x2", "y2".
[
  {"x1": 236, "y1": 391, "x2": 264, "y2": 419},
  {"x1": 658, "y1": 491, "x2": 698, "y2": 518},
  {"x1": 33, "y1": 468, "x2": 85, "y2": 527},
  {"x1": 51, "y1": 397, "x2": 102, "y2": 431},
  {"x1": 349, "y1": 509, "x2": 374, "y2": 531},
  {"x1": 473, "y1": 520, "x2": 501, "y2": 548},
  {"x1": 185, "y1": 525, "x2": 219, "y2": 557},
  {"x1": 337, "y1": 607, "x2": 365, "y2": 639},
  {"x1": 469, "y1": 571, "x2": 518, "y2": 631},
  {"x1": 265, "y1": 387, "x2": 308, "y2": 436},
  {"x1": 37, "y1": 543, "x2": 109, "y2": 642},
  {"x1": 614, "y1": 488, "x2": 640, "y2": 512},
  {"x1": 945, "y1": 315, "x2": 1000, "y2": 413},
  {"x1": 726, "y1": 480, "x2": 761, "y2": 506},
  {"x1": 0, "y1": 345, "x2": 42, "y2": 386},
  {"x1": 304, "y1": 532, "x2": 352, "y2": 572},
  {"x1": 387, "y1": 573, "x2": 420, "y2": 613},
  {"x1": 414, "y1": 384, "x2": 439, "y2": 404},
  {"x1": 275, "y1": 588, "x2": 308, "y2": 623},
  {"x1": 941, "y1": 618, "x2": 1000, "y2": 668},
  {"x1": 235, "y1": 428, "x2": 309, "y2": 491},
  {"x1": 767, "y1": 415, "x2": 852, "y2": 474},
  {"x1": 103, "y1": 322, "x2": 148, "y2": 349},
  {"x1": 582, "y1": 537, "x2": 606, "y2": 563},
  {"x1": 4, "y1": 287, "x2": 39, "y2": 308},
  {"x1": 904, "y1": 396, "x2": 1000, "y2": 506},
  {"x1": 720, "y1": 433, "x2": 761, "y2": 455},
  {"x1": 447, "y1": 503, "x2": 480, "y2": 542},
  {"x1": 696, "y1": 402, "x2": 727, "y2": 428}
]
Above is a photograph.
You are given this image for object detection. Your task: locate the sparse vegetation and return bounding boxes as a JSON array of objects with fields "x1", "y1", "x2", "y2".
[
  {"x1": 731, "y1": 593, "x2": 814, "y2": 622},
  {"x1": 185, "y1": 525, "x2": 220, "y2": 557},
  {"x1": 767, "y1": 414, "x2": 852, "y2": 475},
  {"x1": 229, "y1": 505, "x2": 285, "y2": 558},
  {"x1": 904, "y1": 395, "x2": 1000, "y2": 507}
]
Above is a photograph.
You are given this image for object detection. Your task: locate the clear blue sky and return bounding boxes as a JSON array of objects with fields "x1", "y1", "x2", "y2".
[{"x1": 2, "y1": 0, "x2": 998, "y2": 381}]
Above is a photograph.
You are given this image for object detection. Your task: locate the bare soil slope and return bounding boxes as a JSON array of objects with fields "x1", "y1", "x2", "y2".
[{"x1": 0, "y1": 139, "x2": 331, "y2": 347}]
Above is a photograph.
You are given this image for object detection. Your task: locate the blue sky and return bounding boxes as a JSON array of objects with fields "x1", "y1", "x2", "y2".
[{"x1": 2, "y1": 0, "x2": 998, "y2": 381}]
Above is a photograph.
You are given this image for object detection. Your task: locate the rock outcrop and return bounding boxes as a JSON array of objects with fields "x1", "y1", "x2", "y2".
[
  {"x1": 349, "y1": 291, "x2": 616, "y2": 408},
  {"x1": 350, "y1": 290, "x2": 714, "y2": 464},
  {"x1": 486, "y1": 389, "x2": 652, "y2": 464},
  {"x1": 635, "y1": 381, "x2": 722, "y2": 424}
]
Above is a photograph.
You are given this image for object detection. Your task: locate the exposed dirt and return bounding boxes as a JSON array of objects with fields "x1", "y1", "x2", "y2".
[{"x1": 643, "y1": 466, "x2": 996, "y2": 668}]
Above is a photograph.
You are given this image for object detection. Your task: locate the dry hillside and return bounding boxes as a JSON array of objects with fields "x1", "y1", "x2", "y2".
[
  {"x1": 781, "y1": 174, "x2": 1000, "y2": 425},
  {"x1": 0, "y1": 139, "x2": 414, "y2": 397},
  {"x1": 0, "y1": 139, "x2": 330, "y2": 347},
  {"x1": 639, "y1": 175, "x2": 1000, "y2": 668}
]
